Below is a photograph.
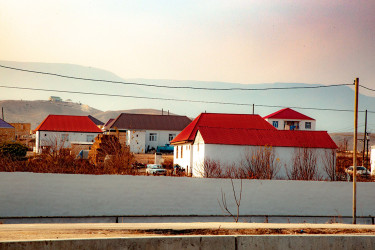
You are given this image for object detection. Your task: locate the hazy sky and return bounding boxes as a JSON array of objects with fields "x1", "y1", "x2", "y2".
[{"x1": 1, "y1": 0, "x2": 375, "y2": 88}]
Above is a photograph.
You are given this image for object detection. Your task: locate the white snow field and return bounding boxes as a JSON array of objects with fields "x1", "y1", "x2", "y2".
[{"x1": 0, "y1": 172, "x2": 374, "y2": 218}]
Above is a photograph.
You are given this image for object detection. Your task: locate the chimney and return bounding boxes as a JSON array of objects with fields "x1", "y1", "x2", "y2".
[
  {"x1": 162, "y1": 109, "x2": 163, "y2": 115},
  {"x1": 168, "y1": 110, "x2": 169, "y2": 115}
]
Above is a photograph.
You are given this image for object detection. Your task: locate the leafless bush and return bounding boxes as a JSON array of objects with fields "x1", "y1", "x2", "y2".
[
  {"x1": 218, "y1": 178, "x2": 243, "y2": 223},
  {"x1": 241, "y1": 146, "x2": 280, "y2": 179},
  {"x1": 322, "y1": 149, "x2": 337, "y2": 181},
  {"x1": 103, "y1": 145, "x2": 135, "y2": 175},
  {"x1": 286, "y1": 148, "x2": 323, "y2": 181},
  {"x1": 222, "y1": 164, "x2": 248, "y2": 179},
  {"x1": 196, "y1": 158, "x2": 223, "y2": 178},
  {"x1": 338, "y1": 138, "x2": 349, "y2": 151}
]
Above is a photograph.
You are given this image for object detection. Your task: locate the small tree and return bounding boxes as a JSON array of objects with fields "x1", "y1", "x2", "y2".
[
  {"x1": 218, "y1": 178, "x2": 243, "y2": 223},
  {"x1": 287, "y1": 148, "x2": 322, "y2": 181}
]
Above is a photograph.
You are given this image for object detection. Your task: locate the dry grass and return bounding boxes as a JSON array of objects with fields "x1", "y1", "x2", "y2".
[{"x1": 1, "y1": 228, "x2": 375, "y2": 241}]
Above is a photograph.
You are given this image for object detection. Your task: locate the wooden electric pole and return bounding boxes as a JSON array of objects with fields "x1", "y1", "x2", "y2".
[{"x1": 353, "y1": 77, "x2": 359, "y2": 224}]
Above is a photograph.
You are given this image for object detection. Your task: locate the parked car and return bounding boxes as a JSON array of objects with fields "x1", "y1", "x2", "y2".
[
  {"x1": 345, "y1": 166, "x2": 371, "y2": 177},
  {"x1": 146, "y1": 164, "x2": 167, "y2": 175}
]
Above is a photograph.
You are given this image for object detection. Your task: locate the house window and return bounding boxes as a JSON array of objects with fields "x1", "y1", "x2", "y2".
[
  {"x1": 169, "y1": 134, "x2": 176, "y2": 141},
  {"x1": 176, "y1": 146, "x2": 179, "y2": 159},
  {"x1": 272, "y1": 121, "x2": 278, "y2": 128},
  {"x1": 305, "y1": 122, "x2": 312, "y2": 129},
  {"x1": 61, "y1": 134, "x2": 69, "y2": 142},
  {"x1": 149, "y1": 133, "x2": 157, "y2": 141},
  {"x1": 87, "y1": 135, "x2": 95, "y2": 142},
  {"x1": 181, "y1": 146, "x2": 183, "y2": 158}
]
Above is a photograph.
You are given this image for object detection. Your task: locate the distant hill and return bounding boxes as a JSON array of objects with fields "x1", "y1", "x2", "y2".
[{"x1": 0, "y1": 100, "x2": 176, "y2": 129}]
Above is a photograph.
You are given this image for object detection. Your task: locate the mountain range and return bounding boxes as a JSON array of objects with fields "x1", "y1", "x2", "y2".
[{"x1": 1, "y1": 60, "x2": 374, "y2": 133}]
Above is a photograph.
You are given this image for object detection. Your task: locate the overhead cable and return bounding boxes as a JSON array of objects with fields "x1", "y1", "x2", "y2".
[
  {"x1": 0, "y1": 64, "x2": 353, "y2": 91},
  {"x1": 0, "y1": 84, "x2": 373, "y2": 113}
]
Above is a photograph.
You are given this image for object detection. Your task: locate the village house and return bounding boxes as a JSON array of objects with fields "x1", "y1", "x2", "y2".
[
  {"x1": 171, "y1": 113, "x2": 337, "y2": 179},
  {"x1": 170, "y1": 113, "x2": 276, "y2": 175},
  {"x1": 264, "y1": 108, "x2": 316, "y2": 130},
  {"x1": 0, "y1": 119, "x2": 15, "y2": 143},
  {"x1": 34, "y1": 115, "x2": 102, "y2": 153},
  {"x1": 103, "y1": 113, "x2": 192, "y2": 153}
]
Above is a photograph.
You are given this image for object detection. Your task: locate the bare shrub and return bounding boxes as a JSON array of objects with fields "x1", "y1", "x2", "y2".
[
  {"x1": 196, "y1": 158, "x2": 223, "y2": 178},
  {"x1": 338, "y1": 138, "x2": 349, "y2": 151},
  {"x1": 218, "y1": 178, "x2": 243, "y2": 223},
  {"x1": 286, "y1": 148, "x2": 322, "y2": 181},
  {"x1": 241, "y1": 146, "x2": 280, "y2": 179},
  {"x1": 322, "y1": 149, "x2": 337, "y2": 181},
  {"x1": 103, "y1": 145, "x2": 135, "y2": 175},
  {"x1": 222, "y1": 164, "x2": 249, "y2": 179}
]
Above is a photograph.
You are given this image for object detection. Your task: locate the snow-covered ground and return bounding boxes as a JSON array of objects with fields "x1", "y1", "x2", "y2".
[{"x1": 0, "y1": 172, "x2": 374, "y2": 218}]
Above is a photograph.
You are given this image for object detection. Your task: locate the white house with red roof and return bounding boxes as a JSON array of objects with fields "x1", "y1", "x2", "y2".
[
  {"x1": 263, "y1": 108, "x2": 316, "y2": 131},
  {"x1": 34, "y1": 115, "x2": 102, "y2": 153},
  {"x1": 170, "y1": 113, "x2": 277, "y2": 175},
  {"x1": 171, "y1": 112, "x2": 337, "y2": 179}
]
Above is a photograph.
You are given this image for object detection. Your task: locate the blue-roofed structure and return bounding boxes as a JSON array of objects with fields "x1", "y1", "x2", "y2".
[
  {"x1": 0, "y1": 118, "x2": 15, "y2": 142},
  {"x1": 0, "y1": 119, "x2": 14, "y2": 128}
]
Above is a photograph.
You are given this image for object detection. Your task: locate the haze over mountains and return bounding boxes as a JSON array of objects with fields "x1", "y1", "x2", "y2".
[{"x1": 1, "y1": 60, "x2": 375, "y2": 133}]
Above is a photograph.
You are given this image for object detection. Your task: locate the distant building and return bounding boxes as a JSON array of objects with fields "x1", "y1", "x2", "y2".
[
  {"x1": 49, "y1": 96, "x2": 62, "y2": 102},
  {"x1": 0, "y1": 119, "x2": 15, "y2": 142},
  {"x1": 263, "y1": 108, "x2": 316, "y2": 131},
  {"x1": 10, "y1": 123, "x2": 31, "y2": 140},
  {"x1": 34, "y1": 115, "x2": 102, "y2": 153},
  {"x1": 103, "y1": 113, "x2": 192, "y2": 153}
]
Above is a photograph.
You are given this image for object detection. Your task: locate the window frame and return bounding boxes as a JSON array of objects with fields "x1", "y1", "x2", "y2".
[
  {"x1": 272, "y1": 121, "x2": 279, "y2": 128},
  {"x1": 305, "y1": 122, "x2": 312, "y2": 129},
  {"x1": 149, "y1": 133, "x2": 157, "y2": 141}
]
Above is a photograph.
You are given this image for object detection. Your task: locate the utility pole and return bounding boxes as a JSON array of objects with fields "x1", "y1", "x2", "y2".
[
  {"x1": 363, "y1": 110, "x2": 367, "y2": 168},
  {"x1": 353, "y1": 77, "x2": 359, "y2": 224}
]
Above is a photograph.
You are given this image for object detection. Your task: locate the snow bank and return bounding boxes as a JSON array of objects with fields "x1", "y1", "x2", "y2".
[{"x1": 0, "y1": 172, "x2": 374, "y2": 217}]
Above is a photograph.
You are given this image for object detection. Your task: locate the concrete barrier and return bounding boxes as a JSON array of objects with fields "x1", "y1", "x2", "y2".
[{"x1": 1, "y1": 235, "x2": 375, "y2": 250}]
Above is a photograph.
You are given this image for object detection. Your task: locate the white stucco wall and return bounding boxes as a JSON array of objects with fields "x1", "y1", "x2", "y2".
[
  {"x1": 145, "y1": 130, "x2": 180, "y2": 152},
  {"x1": 265, "y1": 118, "x2": 316, "y2": 131},
  {"x1": 173, "y1": 144, "x2": 193, "y2": 174},
  {"x1": 35, "y1": 131, "x2": 101, "y2": 153},
  {"x1": 192, "y1": 141, "x2": 335, "y2": 179},
  {"x1": 127, "y1": 130, "x2": 146, "y2": 154}
]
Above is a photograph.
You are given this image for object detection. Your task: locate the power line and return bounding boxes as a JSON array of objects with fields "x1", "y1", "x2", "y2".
[
  {"x1": 1, "y1": 84, "x2": 374, "y2": 113},
  {"x1": 0, "y1": 64, "x2": 353, "y2": 91}
]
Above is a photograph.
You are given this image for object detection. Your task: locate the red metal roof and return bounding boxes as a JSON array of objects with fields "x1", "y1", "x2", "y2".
[
  {"x1": 34, "y1": 115, "x2": 103, "y2": 133},
  {"x1": 263, "y1": 108, "x2": 315, "y2": 120},
  {"x1": 197, "y1": 127, "x2": 337, "y2": 149},
  {"x1": 171, "y1": 113, "x2": 276, "y2": 144}
]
